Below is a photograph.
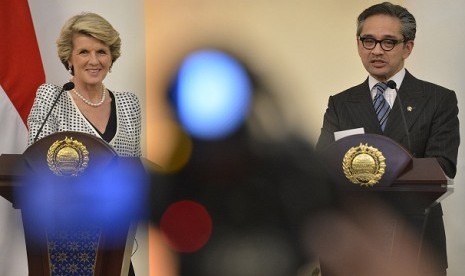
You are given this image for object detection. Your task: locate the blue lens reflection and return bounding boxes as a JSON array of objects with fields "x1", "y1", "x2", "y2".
[{"x1": 173, "y1": 50, "x2": 252, "y2": 140}]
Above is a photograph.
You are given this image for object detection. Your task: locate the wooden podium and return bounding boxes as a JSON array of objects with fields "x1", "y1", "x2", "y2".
[
  {"x1": 0, "y1": 132, "x2": 149, "y2": 276},
  {"x1": 321, "y1": 133, "x2": 450, "y2": 209},
  {"x1": 318, "y1": 133, "x2": 451, "y2": 275}
]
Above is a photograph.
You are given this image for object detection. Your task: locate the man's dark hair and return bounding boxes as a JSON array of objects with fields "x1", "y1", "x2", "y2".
[{"x1": 356, "y1": 2, "x2": 416, "y2": 41}]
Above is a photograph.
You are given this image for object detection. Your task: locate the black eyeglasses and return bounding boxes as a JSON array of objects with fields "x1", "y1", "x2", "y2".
[{"x1": 359, "y1": 36, "x2": 405, "y2": 51}]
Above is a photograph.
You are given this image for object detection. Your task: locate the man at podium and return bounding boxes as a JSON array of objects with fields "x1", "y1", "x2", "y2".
[{"x1": 315, "y1": 2, "x2": 459, "y2": 274}]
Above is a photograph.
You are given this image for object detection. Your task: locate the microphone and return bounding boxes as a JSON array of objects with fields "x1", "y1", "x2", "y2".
[
  {"x1": 386, "y1": 80, "x2": 412, "y2": 154},
  {"x1": 33, "y1": 82, "x2": 75, "y2": 143}
]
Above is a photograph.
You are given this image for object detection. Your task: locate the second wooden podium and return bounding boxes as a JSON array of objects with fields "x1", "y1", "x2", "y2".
[{"x1": 318, "y1": 133, "x2": 451, "y2": 275}]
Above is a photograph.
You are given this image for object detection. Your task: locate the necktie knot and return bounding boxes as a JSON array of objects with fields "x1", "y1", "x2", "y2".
[{"x1": 375, "y1": 82, "x2": 388, "y2": 94}]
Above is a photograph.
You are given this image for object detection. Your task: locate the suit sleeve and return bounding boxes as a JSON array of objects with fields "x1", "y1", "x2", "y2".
[
  {"x1": 126, "y1": 92, "x2": 142, "y2": 157},
  {"x1": 26, "y1": 84, "x2": 60, "y2": 146},
  {"x1": 423, "y1": 89, "x2": 459, "y2": 178},
  {"x1": 315, "y1": 96, "x2": 339, "y2": 151},
  {"x1": 132, "y1": 95, "x2": 142, "y2": 157}
]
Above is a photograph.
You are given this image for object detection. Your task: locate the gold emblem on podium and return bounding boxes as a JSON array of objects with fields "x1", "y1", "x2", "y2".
[
  {"x1": 342, "y1": 143, "x2": 386, "y2": 186},
  {"x1": 47, "y1": 137, "x2": 89, "y2": 176}
]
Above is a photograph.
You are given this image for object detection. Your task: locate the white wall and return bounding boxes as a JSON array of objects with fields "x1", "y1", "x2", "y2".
[{"x1": 405, "y1": 1, "x2": 465, "y2": 275}]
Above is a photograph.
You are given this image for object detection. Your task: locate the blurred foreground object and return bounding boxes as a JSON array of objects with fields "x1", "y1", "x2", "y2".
[
  {"x1": 151, "y1": 48, "x2": 336, "y2": 275},
  {"x1": 150, "y1": 130, "x2": 335, "y2": 276}
]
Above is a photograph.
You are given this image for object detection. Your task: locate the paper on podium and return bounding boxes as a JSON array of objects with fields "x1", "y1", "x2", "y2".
[{"x1": 334, "y1": 127, "x2": 365, "y2": 141}]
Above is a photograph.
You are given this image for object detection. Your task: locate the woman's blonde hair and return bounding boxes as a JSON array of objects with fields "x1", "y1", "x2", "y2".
[{"x1": 56, "y1": 12, "x2": 121, "y2": 73}]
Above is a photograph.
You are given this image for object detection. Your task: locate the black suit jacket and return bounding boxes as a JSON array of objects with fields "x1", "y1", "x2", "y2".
[{"x1": 316, "y1": 70, "x2": 460, "y2": 268}]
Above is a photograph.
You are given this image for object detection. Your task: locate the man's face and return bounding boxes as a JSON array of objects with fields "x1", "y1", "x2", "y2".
[{"x1": 357, "y1": 14, "x2": 414, "y2": 82}]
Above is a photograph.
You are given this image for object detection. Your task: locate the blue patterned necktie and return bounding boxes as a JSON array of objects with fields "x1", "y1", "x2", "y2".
[{"x1": 373, "y1": 82, "x2": 390, "y2": 131}]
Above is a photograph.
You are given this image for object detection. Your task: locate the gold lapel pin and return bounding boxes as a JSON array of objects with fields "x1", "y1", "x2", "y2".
[{"x1": 407, "y1": 106, "x2": 413, "y2": 112}]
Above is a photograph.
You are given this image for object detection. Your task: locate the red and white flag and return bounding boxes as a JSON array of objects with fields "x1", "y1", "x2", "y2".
[
  {"x1": 0, "y1": 0, "x2": 45, "y2": 154},
  {"x1": 0, "y1": 1, "x2": 45, "y2": 275}
]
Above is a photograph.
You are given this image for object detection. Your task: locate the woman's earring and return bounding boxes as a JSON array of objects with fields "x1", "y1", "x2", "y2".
[{"x1": 68, "y1": 65, "x2": 73, "y2": 75}]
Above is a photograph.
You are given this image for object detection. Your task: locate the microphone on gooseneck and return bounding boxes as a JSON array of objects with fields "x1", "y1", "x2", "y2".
[
  {"x1": 386, "y1": 80, "x2": 412, "y2": 154},
  {"x1": 33, "y1": 82, "x2": 75, "y2": 143}
]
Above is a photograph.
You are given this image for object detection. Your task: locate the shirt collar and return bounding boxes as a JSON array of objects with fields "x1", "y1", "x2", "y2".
[{"x1": 368, "y1": 68, "x2": 406, "y2": 91}]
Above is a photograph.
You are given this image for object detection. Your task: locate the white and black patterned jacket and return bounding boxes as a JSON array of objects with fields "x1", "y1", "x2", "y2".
[{"x1": 27, "y1": 83, "x2": 141, "y2": 157}]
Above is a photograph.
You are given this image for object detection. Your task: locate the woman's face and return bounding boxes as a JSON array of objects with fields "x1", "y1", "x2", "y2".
[{"x1": 68, "y1": 33, "x2": 112, "y2": 87}]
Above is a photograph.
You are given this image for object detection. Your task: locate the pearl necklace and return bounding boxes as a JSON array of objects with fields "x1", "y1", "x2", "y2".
[{"x1": 73, "y1": 84, "x2": 106, "y2": 107}]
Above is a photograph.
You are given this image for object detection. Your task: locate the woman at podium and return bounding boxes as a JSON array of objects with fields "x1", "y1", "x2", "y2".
[{"x1": 25, "y1": 12, "x2": 141, "y2": 276}]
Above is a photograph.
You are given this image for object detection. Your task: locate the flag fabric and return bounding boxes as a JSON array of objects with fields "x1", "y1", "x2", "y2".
[
  {"x1": 0, "y1": 0, "x2": 45, "y2": 153},
  {"x1": 0, "y1": 0, "x2": 45, "y2": 275}
]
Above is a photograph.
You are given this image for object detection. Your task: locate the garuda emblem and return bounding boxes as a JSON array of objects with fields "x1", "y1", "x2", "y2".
[
  {"x1": 342, "y1": 143, "x2": 386, "y2": 187},
  {"x1": 47, "y1": 137, "x2": 89, "y2": 176}
]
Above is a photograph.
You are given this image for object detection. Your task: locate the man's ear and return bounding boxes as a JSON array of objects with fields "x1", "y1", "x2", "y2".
[{"x1": 403, "y1": 40, "x2": 414, "y2": 59}]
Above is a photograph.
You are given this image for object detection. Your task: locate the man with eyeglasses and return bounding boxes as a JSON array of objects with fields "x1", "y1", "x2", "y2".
[{"x1": 315, "y1": 2, "x2": 459, "y2": 275}]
